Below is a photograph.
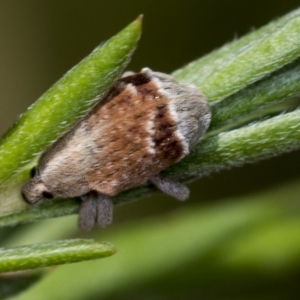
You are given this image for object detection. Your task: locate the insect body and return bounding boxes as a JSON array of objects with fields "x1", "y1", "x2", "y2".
[{"x1": 22, "y1": 68, "x2": 211, "y2": 230}]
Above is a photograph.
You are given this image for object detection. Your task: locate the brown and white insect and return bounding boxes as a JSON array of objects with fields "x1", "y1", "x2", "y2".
[{"x1": 22, "y1": 68, "x2": 211, "y2": 230}]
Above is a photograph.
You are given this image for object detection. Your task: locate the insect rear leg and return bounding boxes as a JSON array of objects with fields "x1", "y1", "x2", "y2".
[{"x1": 150, "y1": 174, "x2": 190, "y2": 201}]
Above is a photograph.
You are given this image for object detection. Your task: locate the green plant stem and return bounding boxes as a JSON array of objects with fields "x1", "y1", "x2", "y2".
[{"x1": 1, "y1": 109, "x2": 299, "y2": 226}]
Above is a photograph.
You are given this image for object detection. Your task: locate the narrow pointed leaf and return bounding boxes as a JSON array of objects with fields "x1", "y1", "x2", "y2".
[
  {"x1": 0, "y1": 16, "x2": 142, "y2": 185},
  {"x1": 0, "y1": 239, "x2": 116, "y2": 273},
  {"x1": 173, "y1": 8, "x2": 300, "y2": 101}
]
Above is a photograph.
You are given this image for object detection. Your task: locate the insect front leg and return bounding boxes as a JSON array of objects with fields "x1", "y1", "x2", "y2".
[
  {"x1": 79, "y1": 192, "x2": 113, "y2": 230},
  {"x1": 78, "y1": 194, "x2": 97, "y2": 231},
  {"x1": 150, "y1": 174, "x2": 190, "y2": 201},
  {"x1": 95, "y1": 193, "x2": 113, "y2": 227}
]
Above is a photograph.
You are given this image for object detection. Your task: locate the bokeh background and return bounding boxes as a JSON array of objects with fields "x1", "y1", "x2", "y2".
[{"x1": 1, "y1": 1, "x2": 300, "y2": 299}]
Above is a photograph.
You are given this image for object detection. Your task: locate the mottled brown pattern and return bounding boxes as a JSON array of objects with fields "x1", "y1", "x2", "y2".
[
  {"x1": 22, "y1": 68, "x2": 211, "y2": 230},
  {"x1": 86, "y1": 76, "x2": 184, "y2": 196}
]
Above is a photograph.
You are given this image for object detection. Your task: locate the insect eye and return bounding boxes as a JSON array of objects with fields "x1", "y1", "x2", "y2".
[
  {"x1": 42, "y1": 191, "x2": 53, "y2": 199},
  {"x1": 30, "y1": 167, "x2": 37, "y2": 178}
]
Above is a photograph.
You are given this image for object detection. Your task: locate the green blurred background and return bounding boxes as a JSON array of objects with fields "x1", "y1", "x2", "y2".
[{"x1": 1, "y1": 1, "x2": 300, "y2": 299}]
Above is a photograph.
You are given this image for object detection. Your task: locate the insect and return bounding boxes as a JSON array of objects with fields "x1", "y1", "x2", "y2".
[{"x1": 22, "y1": 68, "x2": 211, "y2": 230}]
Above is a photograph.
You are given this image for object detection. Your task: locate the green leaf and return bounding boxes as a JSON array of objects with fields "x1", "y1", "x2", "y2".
[
  {"x1": 0, "y1": 15, "x2": 142, "y2": 186},
  {"x1": 209, "y1": 59, "x2": 300, "y2": 134},
  {"x1": 173, "y1": 8, "x2": 300, "y2": 101},
  {"x1": 0, "y1": 239, "x2": 116, "y2": 272}
]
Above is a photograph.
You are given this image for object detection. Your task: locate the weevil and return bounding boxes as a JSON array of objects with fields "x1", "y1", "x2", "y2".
[{"x1": 22, "y1": 68, "x2": 211, "y2": 230}]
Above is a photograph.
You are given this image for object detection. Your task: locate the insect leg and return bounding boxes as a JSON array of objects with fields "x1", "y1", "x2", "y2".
[
  {"x1": 95, "y1": 193, "x2": 113, "y2": 227},
  {"x1": 78, "y1": 194, "x2": 97, "y2": 231},
  {"x1": 150, "y1": 174, "x2": 190, "y2": 201}
]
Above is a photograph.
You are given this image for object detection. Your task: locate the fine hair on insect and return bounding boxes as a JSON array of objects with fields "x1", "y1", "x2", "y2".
[{"x1": 22, "y1": 68, "x2": 211, "y2": 230}]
